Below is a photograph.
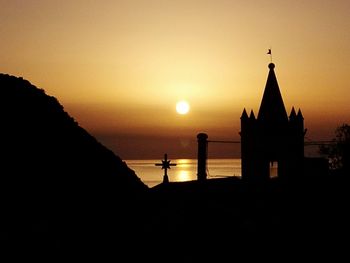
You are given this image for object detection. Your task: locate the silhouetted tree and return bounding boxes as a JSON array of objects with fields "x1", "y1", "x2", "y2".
[{"x1": 319, "y1": 123, "x2": 350, "y2": 173}]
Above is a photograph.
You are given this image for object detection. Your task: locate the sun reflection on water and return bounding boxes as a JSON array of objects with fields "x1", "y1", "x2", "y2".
[
  {"x1": 172, "y1": 159, "x2": 197, "y2": 182},
  {"x1": 175, "y1": 170, "x2": 192, "y2": 182},
  {"x1": 176, "y1": 159, "x2": 194, "y2": 166}
]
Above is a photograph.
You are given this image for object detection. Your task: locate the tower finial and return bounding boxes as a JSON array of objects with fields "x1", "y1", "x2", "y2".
[{"x1": 267, "y1": 48, "x2": 272, "y2": 63}]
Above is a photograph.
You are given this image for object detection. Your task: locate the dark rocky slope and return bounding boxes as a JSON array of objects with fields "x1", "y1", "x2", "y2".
[{"x1": 0, "y1": 73, "x2": 148, "y2": 258}]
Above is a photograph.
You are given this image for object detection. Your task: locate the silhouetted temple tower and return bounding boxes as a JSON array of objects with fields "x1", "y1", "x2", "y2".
[{"x1": 240, "y1": 63, "x2": 305, "y2": 181}]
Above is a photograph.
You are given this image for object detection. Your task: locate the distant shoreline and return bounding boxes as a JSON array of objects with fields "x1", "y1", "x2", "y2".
[
  {"x1": 124, "y1": 157, "x2": 242, "y2": 161},
  {"x1": 125, "y1": 158, "x2": 242, "y2": 187}
]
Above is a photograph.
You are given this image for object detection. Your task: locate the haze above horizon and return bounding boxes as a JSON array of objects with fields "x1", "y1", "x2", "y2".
[{"x1": 1, "y1": 0, "x2": 349, "y2": 159}]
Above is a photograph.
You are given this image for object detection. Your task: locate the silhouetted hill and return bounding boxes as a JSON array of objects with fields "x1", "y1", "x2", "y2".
[{"x1": 0, "y1": 73, "x2": 148, "y2": 258}]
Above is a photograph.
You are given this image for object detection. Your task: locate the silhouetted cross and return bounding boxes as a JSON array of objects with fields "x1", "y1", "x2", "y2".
[{"x1": 155, "y1": 153, "x2": 176, "y2": 183}]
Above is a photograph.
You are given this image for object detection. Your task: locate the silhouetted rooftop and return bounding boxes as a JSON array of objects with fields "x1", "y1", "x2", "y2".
[{"x1": 257, "y1": 63, "x2": 288, "y2": 123}]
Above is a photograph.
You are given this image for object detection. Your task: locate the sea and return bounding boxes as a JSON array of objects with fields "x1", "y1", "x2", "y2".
[{"x1": 125, "y1": 158, "x2": 241, "y2": 188}]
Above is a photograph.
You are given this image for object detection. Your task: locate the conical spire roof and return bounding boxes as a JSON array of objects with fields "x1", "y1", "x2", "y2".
[
  {"x1": 297, "y1": 108, "x2": 304, "y2": 119},
  {"x1": 249, "y1": 110, "x2": 256, "y2": 120},
  {"x1": 257, "y1": 63, "x2": 288, "y2": 123},
  {"x1": 289, "y1": 107, "x2": 297, "y2": 120},
  {"x1": 241, "y1": 108, "x2": 248, "y2": 119}
]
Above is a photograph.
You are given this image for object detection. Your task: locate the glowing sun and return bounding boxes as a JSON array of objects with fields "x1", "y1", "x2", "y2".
[{"x1": 176, "y1": 100, "x2": 190, "y2": 115}]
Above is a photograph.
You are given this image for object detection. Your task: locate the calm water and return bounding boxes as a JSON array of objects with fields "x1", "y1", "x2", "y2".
[{"x1": 125, "y1": 158, "x2": 241, "y2": 188}]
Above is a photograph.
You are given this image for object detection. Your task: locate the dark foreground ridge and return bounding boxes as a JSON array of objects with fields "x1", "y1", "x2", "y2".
[
  {"x1": 0, "y1": 73, "x2": 149, "y2": 259},
  {"x1": 1, "y1": 73, "x2": 349, "y2": 261}
]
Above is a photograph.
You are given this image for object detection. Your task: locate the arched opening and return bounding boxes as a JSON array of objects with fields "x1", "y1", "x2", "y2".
[{"x1": 269, "y1": 160, "x2": 278, "y2": 178}]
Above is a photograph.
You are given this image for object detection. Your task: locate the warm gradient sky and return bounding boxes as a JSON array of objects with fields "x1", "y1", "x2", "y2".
[{"x1": 1, "y1": 0, "x2": 350, "y2": 159}]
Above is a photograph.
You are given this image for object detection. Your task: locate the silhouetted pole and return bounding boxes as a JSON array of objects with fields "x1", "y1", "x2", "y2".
[{"x1": 197, "y1": 133, "x2": 208, "y2": 181}]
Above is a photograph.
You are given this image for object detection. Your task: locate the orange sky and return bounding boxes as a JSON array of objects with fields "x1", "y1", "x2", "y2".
[{"x1": 1, "y1": 0, "x2": 350, "y2": 159}]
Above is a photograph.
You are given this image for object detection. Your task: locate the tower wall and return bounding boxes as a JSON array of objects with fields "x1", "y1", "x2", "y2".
[{"x1": 241, "y1": 117, "x2": 305, "y2": 181}]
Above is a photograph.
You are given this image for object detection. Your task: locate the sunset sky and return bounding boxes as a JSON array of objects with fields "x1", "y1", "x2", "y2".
[{"x1": 1, "y1": 0, "x2": 350, "y2": 159}]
